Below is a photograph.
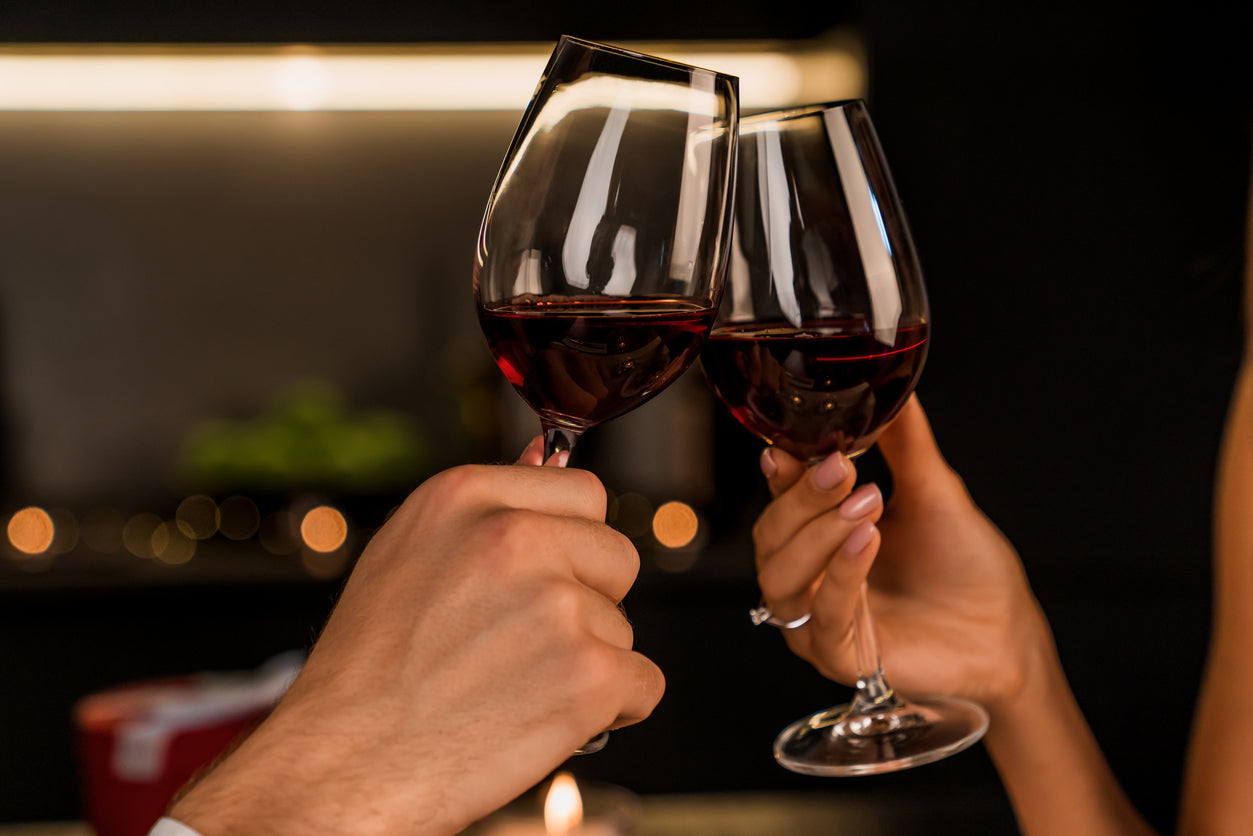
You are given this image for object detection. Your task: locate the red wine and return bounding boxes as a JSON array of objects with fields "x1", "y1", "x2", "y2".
[
  {"x1": 702, "y1": 319, "x2": 929, "y2": 461},
  {"x1": 478, "y1": 296, "x2": 716, "y2": 431}
]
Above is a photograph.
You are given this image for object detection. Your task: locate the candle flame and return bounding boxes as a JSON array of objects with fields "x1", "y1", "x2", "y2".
[{"x1": 543, "y1": 772, "x2": 583, "y2": 834}]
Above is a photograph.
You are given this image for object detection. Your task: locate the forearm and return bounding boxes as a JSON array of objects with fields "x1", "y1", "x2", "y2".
[
  {"x1": 166, "y1": 708, "x2": 448, "y2": 836},
  {"x1": 1179, "y1": 362, "x2": 1253, "y2": 835},
  {"x1": 984, "y1": 628, "x2": 1157, "y2": 836}
]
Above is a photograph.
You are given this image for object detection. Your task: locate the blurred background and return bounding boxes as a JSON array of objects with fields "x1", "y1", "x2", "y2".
[{"x1": 0, "y1": 0, "x2": 1250, "y2": 833}]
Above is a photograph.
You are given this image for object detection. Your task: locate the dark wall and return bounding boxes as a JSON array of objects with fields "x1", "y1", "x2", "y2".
[
  {"x1": 853, "y1": 1, "x2": 1252, "y2": 830},
  {"x1": 1, "y1": 1, "x2": 1250, "y2": 832}
]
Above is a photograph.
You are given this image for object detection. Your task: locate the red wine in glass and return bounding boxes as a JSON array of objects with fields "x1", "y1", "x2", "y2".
[
  {"x1": 701, "y1": 318, "x2": 929, "y2": 460},
  {"x1": 479, "y1": 295, "x2": 716, "y2": 435},
  {"x1": 472, "y1": 37, "x2": 739, "y2": 755}
]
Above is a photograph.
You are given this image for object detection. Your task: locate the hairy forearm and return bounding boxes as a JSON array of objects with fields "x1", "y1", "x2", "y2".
[
  {"x1": 984, "y1": 625, "x2": 1158, "y2": 836},
  {"x1": 166, "y1": 710, "x2": 442, "y2": 836}
]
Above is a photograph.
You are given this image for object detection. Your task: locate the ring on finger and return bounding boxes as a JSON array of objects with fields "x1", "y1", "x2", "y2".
[{"x1": 749, "y1": 601, "x2": 811, "y2": 630}]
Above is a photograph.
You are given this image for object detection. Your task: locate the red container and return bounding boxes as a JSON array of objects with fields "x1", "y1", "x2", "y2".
[{"x1": 73, "y1": 655, "x2": 302, "y2": 836}]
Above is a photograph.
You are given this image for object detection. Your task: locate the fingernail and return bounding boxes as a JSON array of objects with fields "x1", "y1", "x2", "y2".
[
  {"x1": 760, "y1": 447, "x2": 778, "y2": 479},
  {"x1": 811, "y1": 454, "x2": 848, "y2": 491},
  {"x1": 845, "y1": 520, "x2": 877, "y2": 557},
  {"x1": 839, "y1": 484, "x2": 883, "y2": 520}
]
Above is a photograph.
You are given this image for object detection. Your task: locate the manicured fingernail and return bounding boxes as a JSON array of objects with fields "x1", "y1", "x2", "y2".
[
  {"x1": 760, "y1": 447, "x2": 778, "y2": 479},
  {"x1": 811, "y1": 454, "x2": 848, "y2": 491},
  {"x1": 845, "y1": 520, "x2": 877, "y2": 557},
  {"x1": 839, "y1": 484, "x2": 883, "y2": 520},
  {"x1": 545, "y1": 450, "x2": 570, "y2": 467}
]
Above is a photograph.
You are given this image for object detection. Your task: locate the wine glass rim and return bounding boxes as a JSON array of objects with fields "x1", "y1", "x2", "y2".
[
  {"x1": 555, "y1": 34, "x2": 739, "y2": 82},
  {"x1": 740, "y1": 98, "x2": 867, "y2": 129}
]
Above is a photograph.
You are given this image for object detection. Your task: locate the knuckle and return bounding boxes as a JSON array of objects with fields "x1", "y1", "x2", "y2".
[
  {"x1": 536, "y1": 579, "x2": 586, "y2": 623},
  {"x1": 569, "y1": 468, "x2": 608, "y2": 516},
  {"x1": 423, "y1": 465, "x2": 488, "y2": 509},
  {"x1": 474, "y1": 508, "x2": 546, "y2": 576},
  {"x1": 563, "y1": 640, "x2": 620, "y2": 703},
  {"x1": 609, "y1": 530, "x2": 642, "y2": 581}
]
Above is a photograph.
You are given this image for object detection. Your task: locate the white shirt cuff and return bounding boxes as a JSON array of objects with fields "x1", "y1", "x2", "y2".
[{"x1": 148, "y1": 818, "x2": 203, "y2": 836}]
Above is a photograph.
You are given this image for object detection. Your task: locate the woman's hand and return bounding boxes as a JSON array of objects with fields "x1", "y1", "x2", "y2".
[
  {"x1": 753, "y1": 396, "x2": 1158, "y2": 835},
  {"x1": 752, "y1": 395, "x2": 1049, "y2": 712}
]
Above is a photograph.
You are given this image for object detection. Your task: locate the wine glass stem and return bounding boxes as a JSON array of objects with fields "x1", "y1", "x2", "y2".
[
  {"x1": 541, "y1": 420, "x2": 604, "y2": 754},
  {"x1": 850, "y1": 581, "x2": 903, "y2": 714},
  {"x1": 543, "y1": 425, "x2": 582, "y2": 465}
]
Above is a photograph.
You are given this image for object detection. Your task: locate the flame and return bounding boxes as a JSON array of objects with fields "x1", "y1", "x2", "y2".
[{"x1": 543, "y1": 772, "x2": 583, "y2": 835}]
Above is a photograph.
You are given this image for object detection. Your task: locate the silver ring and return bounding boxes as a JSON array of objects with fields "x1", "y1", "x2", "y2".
[{"x1": 750, "y1": 603, "x2": 810, "y2": 629}]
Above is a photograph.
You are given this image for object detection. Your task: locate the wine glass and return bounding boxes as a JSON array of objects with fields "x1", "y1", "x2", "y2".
[
  {"x1": 473, "y1": 37, "x2": 739, "y2": 751},
  {"x1": 701, "y1": 99, "x2": 989, "y2": 775}
]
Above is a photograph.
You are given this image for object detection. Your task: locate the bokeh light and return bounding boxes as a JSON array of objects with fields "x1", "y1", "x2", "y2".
[
  {"x1": 609, "y1": 492, "x2": 654, "y2": 538},
  {"x1": 300, "y1": 505, "x2": 347, "y2": 553},
  {"x1": 176, "y1": 494, "x2": 219, "y2": 540},
  {"x1": 47, "y1": 508, "x2": 79, "y2": 555},
  {"x1": 218, "y1": 496, "x2": 261, "y2": 540},
  {"x1": 652, "y1": 501, "x2": 699, "y2": 549},
  {"x1": 7, "y1": 507, "x2": 54, "y2": 555},
  {"x1": 122, "y1": 513, "x2": 163, "y2": 559},
  {"x1": 153, "y1": 520, "x2": 196, "y2": 565}
]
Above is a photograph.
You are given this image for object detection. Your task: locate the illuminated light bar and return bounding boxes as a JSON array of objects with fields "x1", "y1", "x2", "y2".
[{"x1": 0, "y1": 38, "x2": 865, "y2": 111}]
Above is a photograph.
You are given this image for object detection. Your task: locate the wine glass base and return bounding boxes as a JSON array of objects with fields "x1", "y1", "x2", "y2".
[
  {"x1": 773, "y1": 695, "x2": 989, "y2": 776},
  {"x1": 575, "y1": 730, "x2": 610, "y2": 755}
]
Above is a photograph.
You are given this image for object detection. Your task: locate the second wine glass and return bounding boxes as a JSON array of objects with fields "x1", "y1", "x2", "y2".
[{"x1": 702, "y1": 99, "x2": 989, "y2": 775}]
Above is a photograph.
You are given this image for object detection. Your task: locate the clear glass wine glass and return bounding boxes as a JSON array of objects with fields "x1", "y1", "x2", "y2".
[
  {"x1": 702, "y1": 99, "x2": 989, "y2": 775},
  {"x1": 473, "y1": 36, "x2": 739, "y2": 752}
]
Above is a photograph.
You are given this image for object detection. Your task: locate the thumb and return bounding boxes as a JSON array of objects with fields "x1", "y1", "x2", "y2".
[{"x1": 875, "y1": 395, "x2": 963, "y2": 500}]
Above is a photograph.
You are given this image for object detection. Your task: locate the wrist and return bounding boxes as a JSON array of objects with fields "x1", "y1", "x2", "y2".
[
  {"x1": 983, "y1": 596, "x2": 1062, "y2": 721},
  {"x1": 167, "y1": 709, "x2": 432, "y2": 836}
]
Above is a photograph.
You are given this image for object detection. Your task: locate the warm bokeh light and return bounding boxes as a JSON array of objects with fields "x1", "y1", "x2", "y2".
[
  {"x1": 7, "y1": 507, "x2": 55, "y2": 555},
  {"x1": 152, "y1": 521, "x2": 196, "y2": 565},
  {"x1": 300, "y1": 505, "x2": 347, "y2": 553},
  {"x1": 176, "y1": 494, "x2": 219, "y2": 540},
  {"x1": 275, "y1": 53, "x2": 331, "y2": 110},
  {"x1": 0, "y1": 37, "x2": 864, "y2": 111},
  {"x1": 544, "y1": 772, "x2": 583, "y2": 835},
  {"x1": 47, "y1": 508, "x2": 79, "y2": 555},
  {"x1": 609, "y1": 492, "x2": 654, "y2": 539},
  {"x1": 122, "y1": 513, "x2": 163, "y2": 559},
  {"x1": 218, "y1": 496, "x2": 261, "y2": 540},
  {"x1": 652, "y1": 501, "x2": 700, "y2": 549}
]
